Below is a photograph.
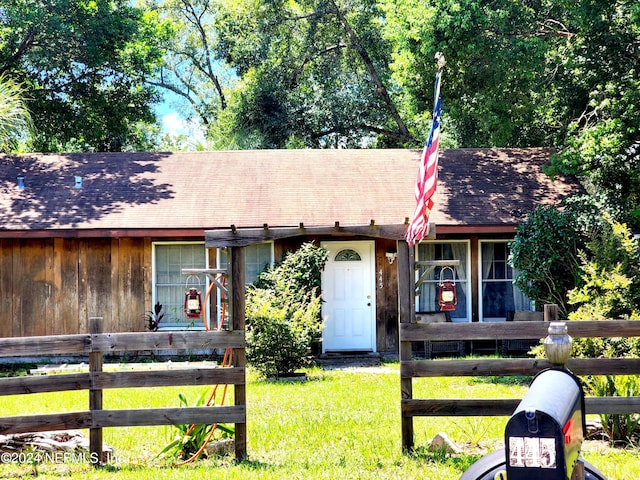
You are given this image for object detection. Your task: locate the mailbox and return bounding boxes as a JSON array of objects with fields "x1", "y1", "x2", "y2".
[{"x1": 505, "y1": 368, "x2": 585, "y2": 480}]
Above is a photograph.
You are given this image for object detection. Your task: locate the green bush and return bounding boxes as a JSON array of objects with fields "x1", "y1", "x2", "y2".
[
  {"x1": 246, "y1": 242, "x2": 328, "y2": 379},
  {"x1": 509, "y1": 204, "x2": 585, "y2": 316},
  {"x1": 568, "y1": 215, "x2": 640, "y2": 320},
  {"x1": 509, "y1": 197, "x2": 632, "y2": 318},
  {"x1": 246, "y1": 287, "x2": 322, "y2": 378}
]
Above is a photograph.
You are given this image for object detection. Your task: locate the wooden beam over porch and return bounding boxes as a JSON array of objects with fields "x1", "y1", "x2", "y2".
[{"x1": 204, "y1": 222, "x2": 435, "y2": 247}]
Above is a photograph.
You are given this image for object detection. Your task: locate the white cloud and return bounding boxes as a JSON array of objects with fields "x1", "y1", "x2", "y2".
[
  {"x1": 159, "y1": 111, "x2": 207, "y2": 150},
  {"x1": 161, "y1": 111, "x2": 188, "y2": 136}
]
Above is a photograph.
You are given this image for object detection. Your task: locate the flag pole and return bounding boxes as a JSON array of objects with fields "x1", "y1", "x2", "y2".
[
  {"x1": 405, "y1": 52, "x2": 445, "y2": 247},
  {"x1": 433, "y1": 52, "x2": 445, "y2": 101}
]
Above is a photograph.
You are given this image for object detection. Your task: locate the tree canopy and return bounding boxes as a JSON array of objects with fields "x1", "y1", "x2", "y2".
[
  {"x1": 209, "y1": 0, "x2": 407, "y2": 148},
  {"x1": 144, "y1": 0, "x2": 234, "y2": 131},
  {"x1": 544, "y1": 0, "x2": 640, "y2": 226},
  {"x1": 0, "y1": 0, "x2": 169, "y2": 152}
]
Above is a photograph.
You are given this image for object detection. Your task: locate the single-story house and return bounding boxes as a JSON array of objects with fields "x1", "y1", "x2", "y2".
[{"x1": 0, "y1": 149, "x2": 581, "y2": 353}]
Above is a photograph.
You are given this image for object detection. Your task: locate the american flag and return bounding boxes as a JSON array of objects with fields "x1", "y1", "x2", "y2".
[{"x1": 406, "y1": 54, "x2": 445, "y2": 246}]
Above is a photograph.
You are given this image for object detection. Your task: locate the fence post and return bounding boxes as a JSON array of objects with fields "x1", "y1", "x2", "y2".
[
  {"x1": 544, "y1": 304, "x2": 558, "y2": 322},
  {"x1": 229, "y1": 246, "x2": 247, "y2": 461},
  {"x1": 89, "y1": 316, "x2": 103, "y2": 465},
  {"x1": 397, "y1": 240, "x2": 414, "y2": 452}
]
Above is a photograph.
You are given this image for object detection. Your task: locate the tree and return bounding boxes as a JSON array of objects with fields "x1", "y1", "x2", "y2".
[
  {"x1": 0, "y1": 0, "x2": 169, "y2": 152},
  {"x1": 0, "y1": 75, "x2": 32, "y2": 152},
  {"x1": 143, "y1": 0, "x2": 235, "y2": 132},
  {"x1": 143, "y1": 0, "x2": 638, "y2": 162},
  {"x1": 545, "y1": 0, "x2": 640, "y2": 229},
  {"x1": 383, "y1": 0, "x2": 590, "y2": 148},
  {"x1": 209, "y1": 0, "x2": 414, "y2": 148}
]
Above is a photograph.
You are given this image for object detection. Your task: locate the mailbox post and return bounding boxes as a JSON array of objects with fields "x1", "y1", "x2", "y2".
[{"x1": 460, "y1": 322, "x2": 607, "y2": 480}]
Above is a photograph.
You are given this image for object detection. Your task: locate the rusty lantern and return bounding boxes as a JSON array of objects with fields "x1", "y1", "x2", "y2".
[
  {"x1": 184, "y1": 287, "x2": 202, "y2": 319},
  {"x1": 438, "y1": 266, "x2": 457, "y2": 312}
]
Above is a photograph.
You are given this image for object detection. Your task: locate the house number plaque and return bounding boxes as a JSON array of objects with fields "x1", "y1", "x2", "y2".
[{"x1": 508, "y1": 436, "x2": 557, "y2": 469}]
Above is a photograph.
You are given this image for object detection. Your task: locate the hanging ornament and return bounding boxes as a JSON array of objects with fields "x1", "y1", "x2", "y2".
[
  {"x1": 438, "y1": 266, "x2": 457, "y2": 312},
  {"x1": 184, "y1": 275, "x2": 203, "y2": 319}
]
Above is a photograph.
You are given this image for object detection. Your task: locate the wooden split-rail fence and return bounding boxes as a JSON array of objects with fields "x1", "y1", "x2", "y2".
[
  {"x1": 0, "y1": 317, "x2": 247, "y2": 463},
  {"x1": 399, "y1": 305, "x2": 640, "y2": 451}
]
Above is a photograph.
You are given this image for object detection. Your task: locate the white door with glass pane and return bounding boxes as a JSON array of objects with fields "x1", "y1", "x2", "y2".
[{"x1": 321, "y1": 241, "x2": 376, "y2": 352}]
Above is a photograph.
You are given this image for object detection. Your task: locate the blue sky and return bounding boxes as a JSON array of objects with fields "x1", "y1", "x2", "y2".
[
  {"x1": 154, "y1": 90, "x2": 188, "y2": 135},
  {"x1": 154, "y1": 91, "x2": 206, "y2": 146}
]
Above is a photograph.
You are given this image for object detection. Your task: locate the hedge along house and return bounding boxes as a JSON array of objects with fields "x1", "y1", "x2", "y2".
[{"x1": 0, "y1": 149, "x2": 581, "y2": 354}]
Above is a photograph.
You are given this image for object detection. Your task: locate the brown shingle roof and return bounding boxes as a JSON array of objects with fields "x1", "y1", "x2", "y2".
[{"x1": 0, "y1": 148, "x2": 581, "y2": 234}]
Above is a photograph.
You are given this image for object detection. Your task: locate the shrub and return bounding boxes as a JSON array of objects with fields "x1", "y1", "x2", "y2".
[
  {"x1": 509, "y1": 197, "x2": 630, "y2": 318},
  {"x1": 571, "y1": 336, "x2": 640, "y2": 359},
  {"x1": 246, "y1": 287, "x2": 322, "y2": 378},
  {"x1": 583, "y1": 375, "x2": 640, "y2": 446},
  {"x1": 509, "y1": 204, "x2": 585, "y2": 316},
  {"x1": 568, "y1": 215, "x2": 640, "y2": 320},
  {"x1": 246, "y1": 242, "x2": 328, "y2": 379}
]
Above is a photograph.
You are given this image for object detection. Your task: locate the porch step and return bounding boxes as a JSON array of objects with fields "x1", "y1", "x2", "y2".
[{"x1": 315, "y1": 352, "x2": 384, "y2": 369}]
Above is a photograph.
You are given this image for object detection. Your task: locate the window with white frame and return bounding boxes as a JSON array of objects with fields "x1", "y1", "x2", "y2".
[
  {"x1": 153, "y1": 242, "x2": 274, "y2": 329},
  {"x1": 479, "y1": 240, "x2": 533, "y2": 321},
  {"x1": 218, "y1": 242, "x2": 273, "y2": 285},
  {"x1": 153, "y1": 242, "x2": 208, "y2": 329},
  {"x1": 416, "y1": 241, "x2": 470, "y2": 322}
]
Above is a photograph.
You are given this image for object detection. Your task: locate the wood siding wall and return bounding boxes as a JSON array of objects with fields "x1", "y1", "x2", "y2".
[
  {"x1": 0, "y1": 238, "x2": 150, "y2": 336},
  {"x1": 0, "y1": 235, "x2": 401, "y2": 352},
  {"x1": 376, "y1": 238, "x2": 399, "y2": 352}
]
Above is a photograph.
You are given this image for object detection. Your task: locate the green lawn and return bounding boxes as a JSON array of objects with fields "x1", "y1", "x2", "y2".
[{"x1": 0, "y1": 363, "x2": 638, "y2": 479}]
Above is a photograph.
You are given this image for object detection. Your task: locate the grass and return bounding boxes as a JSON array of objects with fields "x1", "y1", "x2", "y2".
[{"x1": 0, "y1": 362, "x2": 638, "y2": 479}]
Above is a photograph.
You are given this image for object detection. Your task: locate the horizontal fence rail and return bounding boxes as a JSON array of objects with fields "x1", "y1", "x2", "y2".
[
  {"x1": 0, "y1": 406, "x2": 246, "y2": 435},
  {"x1": 1, "y1": 367, "x2": 246, "y2": 396},
  {"x1": 399, "y1": 317, "x2": 640, "y2": 451},
  {"x1": 400, "y1": 320, "x2": 640, "y2": 342},
  {"x1": 0, "y1": 330, "x2": 244, "y2": 357},
  {"x1": 0, "y1": 324, "x2": 247, "y2": 463},
  {"x1": 401, "y1": 357, "x2": 640, "y2": 378},
  {"x1": 402, "y1": 396, "x2": 640, "y2": 418}
]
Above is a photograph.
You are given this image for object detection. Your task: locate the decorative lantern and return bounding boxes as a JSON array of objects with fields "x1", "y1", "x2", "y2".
[
  {"x1": 184, "y1": 287, "x2": 202, "y2": 319},
  {"x1": 438, "y1": 266, "x2": 457, "y2": 312}
]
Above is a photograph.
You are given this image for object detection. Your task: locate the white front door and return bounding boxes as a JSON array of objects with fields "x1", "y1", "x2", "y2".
[{"x1": 321, "y1": 241, "x2": 376, "y2": 353}]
